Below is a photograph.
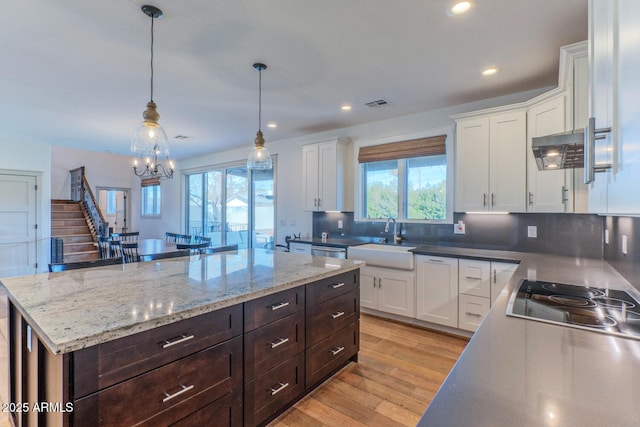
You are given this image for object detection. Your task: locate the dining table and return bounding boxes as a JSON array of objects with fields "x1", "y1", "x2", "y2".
[{"x1": 137, "y1": 238, "x2": 179, "y2": 256}]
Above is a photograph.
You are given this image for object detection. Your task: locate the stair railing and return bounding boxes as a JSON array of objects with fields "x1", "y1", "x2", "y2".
[{"x1": 70, "y1": 167, "x2": 108, "y2": 239}]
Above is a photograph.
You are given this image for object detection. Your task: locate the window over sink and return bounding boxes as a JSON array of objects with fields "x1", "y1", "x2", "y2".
[{"x1": 357, "y1": 133, "x2": 453, "y2": 223}]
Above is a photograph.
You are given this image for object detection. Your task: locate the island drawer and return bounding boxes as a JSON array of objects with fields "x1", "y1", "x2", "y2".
[
  {"x1": 244, "y1": 352, "x2": 305, "y2": 427},
  {"x1": 73, "y1": 336, "x2": 242, "y2": 426},
  {"x1": 306, "y1": 288, "x2": 359, "y2": 347},
  {"x1": 306, "y1": 270, "x2": 359, "y2": 306},
  {"x1": 306, "y1": 321, "x2": 359, "y2": 388},
  {"x1": 168, "y1": 389, "x2": 242, "y2": 427},
  {"x1": 73, "y1": 304, "x2": 242, "y2": 398},
  {"x1": 244, "y1": 311, "x2": 305, "y2": 381},
  {"x1": 244, "y1": 286, "x2": 305, "y2": 332}
]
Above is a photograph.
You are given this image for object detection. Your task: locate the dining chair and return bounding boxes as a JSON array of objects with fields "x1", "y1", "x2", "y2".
[
  {"x1": 121, "y1": 242, "x2": 140, "y2": 263},
  {"x1": 97, "y1": 236, "x2": 112, "y2": 258},
  {"x1": 111, "y1": 232, "x2": 139, "y2": 242},
  {"x1": 176, "y1": 234, "x2": 192, "y2": 244},
  {"x1": 193, "y1": 235, "x2": 212, "y2": 245},
  {"x1": 165, "y1": 232, "x2": 178, "y2": 243},
  {"x1": 49, "y1": 257, "x2": 124, "y2": 272},
  {"x1": 109, "y1": 240, "x2": 123, "y2": 258},
  {"x1": 139, "y1": 250, "x2": 191, "y2": 262}
]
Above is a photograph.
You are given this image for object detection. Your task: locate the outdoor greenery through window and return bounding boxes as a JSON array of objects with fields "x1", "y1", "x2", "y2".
[{"x1": 362, "y1": 154, "x2": 447, "y2": 221}]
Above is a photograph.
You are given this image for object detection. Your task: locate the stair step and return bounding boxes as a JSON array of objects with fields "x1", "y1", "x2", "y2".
[
  {"x1": 64, "y1": 242, "x2": 97, "y2": 254},
  {"x1": 52, "y1": 219, "x2": 87, "y2": 227},
  {"x1": 51, "y1": 211, "x2": 84, "y2": 219},
  {"x1": 56, "y1": 234, "x2": 94, "y2": 244},
  {"x1": 64, "y1": 251, "x2": 100, "y2": 263},
  {"x1": 51, "y1": 203, "x2": 82, "y2": 212},
  {"x1": 52, "y1": 226, "x2": 91, "y2": 236}
]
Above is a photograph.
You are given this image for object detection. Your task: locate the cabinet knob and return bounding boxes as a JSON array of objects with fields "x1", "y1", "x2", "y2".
[
  {"x1": 483, "y1": 193, "x2": 487, "y2": 206},
  {"x1": 491, "y1": 193, "x2": 495, "y2": 206}
]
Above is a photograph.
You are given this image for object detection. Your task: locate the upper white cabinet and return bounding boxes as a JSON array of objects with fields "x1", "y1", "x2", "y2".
[
  {"x1": 526, "y1": 95, "x2": 572, "y2": 212},
  {"x1": 455, "y1": 110, "x2": 527, "y2": 213},
  {"x1": 588, "y1": 0, "x2": 640, "y2": 215},
  {"x1": 302, "y1": 138, "x2": 351, "y2": 211},
  {"x1": 416, "y1": 255, "x2": 458, "y2": 328}
]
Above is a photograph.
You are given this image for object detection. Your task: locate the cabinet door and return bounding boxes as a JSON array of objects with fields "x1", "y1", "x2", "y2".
[
  {"x1": 455, "y1": 117, "x2": 490, "y2": 212},
  {"x1": 489, "y1": 111, "x2": 527, "y2": 212},
  {"x1": 490, "y1": 262, "x2": 518, "y2": 305},
  {"x1": 459, "y1": 259, "x2": 490, "y2": 298},
  {"x1": 587, "y1": 0, "x2": 614, "y2": 214},
  {"x1": 318, "y1": 142, "x2": 338, "y2": 211},
  {"x1": 527, "y1": 96, "x2": 571, "y2": 212},
  {"x1": 302, "y1": 145, "x2": 319, "y2": 211},
  {"x1": 416, "y1": 256, "x2": 458, "y2": 327},
  {"x1": 378, "y1": 269, "x2": 415, "y2": 318},
  {"x1": 359, "y1": 267, "x2": 377, "y2": 310}
]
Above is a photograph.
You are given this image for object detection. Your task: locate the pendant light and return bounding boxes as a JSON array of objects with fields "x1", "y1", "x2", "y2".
[
  {"x1": 131, "y1": 5, "x2": 174, "y2": 180},
  {"x1": 247, "y1": 63, "x2": 273, "y2": 170}
]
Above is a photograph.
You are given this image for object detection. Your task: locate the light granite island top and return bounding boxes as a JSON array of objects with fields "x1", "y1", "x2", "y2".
[{"x1": 0, "y1": 248, "x2": 362, "y2": 354}]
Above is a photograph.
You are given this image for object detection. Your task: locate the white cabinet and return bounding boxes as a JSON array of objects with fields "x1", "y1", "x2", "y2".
[
  {"x1": 416, "y1": 255, "x2": 458, "y2": 328},
  {"x1": 526, "y1": 95, "x2": 573, "y2": 212},
  {"x1": 360, "y1": 266, "x2": 415, "y2": 318},
  {"x1": 302, "y1": 139, "x2": 350, "y2": 211},
  {"x1": 455, "y1": 110, "x2": 527, "y2": 212},
  {"x1": 458, "y1": 259, "x2": 517, "y2": 332},
  {"x1": 289, "y1": 242, "x2": 311, "y2": 254}
]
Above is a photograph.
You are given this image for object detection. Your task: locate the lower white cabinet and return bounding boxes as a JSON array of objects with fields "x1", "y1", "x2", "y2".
[
  {"x1": 360, "y1": 266, "x2": 415, "y2": 318},
  {"x1": 416, "y1": 256, "x2": 459, "y2": 328},
  {"x1": 459, "y1": 294, "x2": 491, "y2": 332}
]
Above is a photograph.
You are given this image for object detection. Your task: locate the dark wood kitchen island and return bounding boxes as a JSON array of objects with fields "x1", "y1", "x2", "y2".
[{"x1": 1, "y1": 249, "x2": 362, "y2": 426}]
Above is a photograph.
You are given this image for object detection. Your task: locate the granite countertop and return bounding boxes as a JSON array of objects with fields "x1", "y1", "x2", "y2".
[
  {"x1": 288, "y1": 237, "x2": 371, "y2": 248},
  {"x1": 417, "y1": 251, "x2": 640, "y2": 427},
  {"x1": 0, "y1": 249, "x2": 362, "y2": 355}
]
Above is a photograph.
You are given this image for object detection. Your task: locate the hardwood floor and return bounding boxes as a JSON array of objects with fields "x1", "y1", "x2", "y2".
[{"x1": 269, "y1": 314, "x2": 468, "y2": 426}]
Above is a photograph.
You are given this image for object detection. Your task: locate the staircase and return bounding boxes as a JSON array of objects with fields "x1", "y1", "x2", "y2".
[{"x1": 51, "y1": 200, "x2": 99, "y2": 262}]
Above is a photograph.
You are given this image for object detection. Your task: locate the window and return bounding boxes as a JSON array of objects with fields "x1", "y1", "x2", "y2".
[
  {"x1": 359, "y1": 135, "x2": 451, "y2": 223},
  {"x1": 185, "y1": 161, "x2": 275, "y2": 249},
  {"x1": 106, "y1": 190, "x2": 117, "y2": 215},
  {"x1": 141, "y1": 184, "x2": 161, "y2": 217}
]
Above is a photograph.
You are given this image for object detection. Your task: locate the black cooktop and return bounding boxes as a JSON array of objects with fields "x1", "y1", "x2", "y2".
[{"x1": 507, "y1": 279, "x2": 640, "y2": 340}]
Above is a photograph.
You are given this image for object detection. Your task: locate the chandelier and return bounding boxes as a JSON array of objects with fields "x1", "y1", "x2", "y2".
[{"x1": 131, "y1": 5, "x2": 174, "y2": 180}]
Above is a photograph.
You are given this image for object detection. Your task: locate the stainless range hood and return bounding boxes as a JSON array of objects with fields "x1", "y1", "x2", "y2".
[
  {"x1": 531, "y1": 130, "x2": 585, "y2": 171},
  {"x1": 531, "y1": 118, "x2": 612, "y2": 184}
]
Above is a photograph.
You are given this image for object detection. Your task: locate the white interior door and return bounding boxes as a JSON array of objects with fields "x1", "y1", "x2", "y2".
[{"x1": 0, "y1": 174, "x2": 37, "y2": 277}]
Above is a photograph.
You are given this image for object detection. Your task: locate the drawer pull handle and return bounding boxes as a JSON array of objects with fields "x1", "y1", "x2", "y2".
[
  {"x1": 162, "y1": 334, "x2": 195, "y2": 349},
  {"x1": 466, "y1": 312, "x2": 482, "y2": 318},
  {"x1": 428, "y1": 258, "x2": 442, "y2": 263},
  {"x1": 270, "y1": 382, "x2": 290, "y2": 396},
  {"x1": 162, "y1": 384, "x2": 194, "y2": 403},
  {"x1": 331, "y1": 311, "x2": 345, "y2": 319},
  {"x1": 331, "y1": 282, "x2": 346, "y2": 289},
  {"x1": 270, "y1": 337, "x2": 290, "y2": 349},
  {"x1": 271, "y1": 302, "x2": 290, "y2": 311},
  {"x1": 465, "y1": 276, "x2": 482, "y2": 281},
  {"x1": 331, "y1": 346, "x2": 345, "y2": 356}
]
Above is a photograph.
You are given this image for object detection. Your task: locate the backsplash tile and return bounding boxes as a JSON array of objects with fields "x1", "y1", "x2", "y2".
[
  {"x1": 312, "y1": 211, "x2": 603, "y2": 258},
  {"x1": 604, "y1": 216, "x2": 640, "y2": 288}
]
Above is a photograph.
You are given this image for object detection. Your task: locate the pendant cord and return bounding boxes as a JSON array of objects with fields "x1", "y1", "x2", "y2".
[
  {"x1": 258, "y1": 68, "x2": 262, "y2": 132},
  {"x1": 150, "y1": 15, "x2": 154, "y2": 102}
]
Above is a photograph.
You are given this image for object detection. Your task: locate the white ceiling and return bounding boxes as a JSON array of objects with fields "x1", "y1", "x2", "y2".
[{"x1": 1, "y1": 0, "x2": 587, "y2": 160}]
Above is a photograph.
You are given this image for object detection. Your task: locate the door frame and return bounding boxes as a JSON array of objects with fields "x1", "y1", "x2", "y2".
[
  {"x1": 96, "y1": 186, "x2": 131, "y2": 233},
  {"x1": 0, "y1": 169, "x2": 42, "y2": 275}
]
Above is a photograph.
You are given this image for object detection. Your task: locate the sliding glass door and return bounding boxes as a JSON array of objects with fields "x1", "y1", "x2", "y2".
[{"x1": 185, "y1": 163, "x2": 274, "y2": 249}]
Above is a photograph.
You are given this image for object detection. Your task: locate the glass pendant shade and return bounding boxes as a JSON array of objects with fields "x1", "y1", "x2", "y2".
[{"x1": 247, "y1": 131, "x2": 273, "y2": 169}]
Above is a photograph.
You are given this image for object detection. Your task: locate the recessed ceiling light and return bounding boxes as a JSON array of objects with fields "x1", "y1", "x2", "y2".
[
  {"x1": 448, "y1": 1, "x2": 474, "y2": 16},
  {"x1": 482, "y1": 67, "x2": 498, "y2": 76},
  {"x1": 267, "y1": 123, "x2": 277, "y2": 128},
  {"x1": 341, "y1": 105, "x2": 352, "y2": 111}
]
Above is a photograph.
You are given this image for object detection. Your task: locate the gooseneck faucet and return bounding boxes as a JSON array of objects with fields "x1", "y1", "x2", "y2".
[{"x1": 384, "y1": 217, "x2": 402, "y2": 244}]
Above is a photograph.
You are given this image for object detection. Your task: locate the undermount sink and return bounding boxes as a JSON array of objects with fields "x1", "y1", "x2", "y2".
[{"x1": 348, "y1": 244, "x2": 416, "y2": 270}]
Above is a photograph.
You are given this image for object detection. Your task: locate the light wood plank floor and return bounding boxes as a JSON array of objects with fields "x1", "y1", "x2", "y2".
[{"x1": 269, "y1": 314, "x2": 469, "y2": 427}]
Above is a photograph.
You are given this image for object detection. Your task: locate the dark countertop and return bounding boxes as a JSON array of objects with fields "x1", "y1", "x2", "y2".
[
  {"x1": 410, "y1": 245, "x2": 521, "y2": 263},
  {"x1": 289, "y1": 237, "x2": 372, "y2": 248}
]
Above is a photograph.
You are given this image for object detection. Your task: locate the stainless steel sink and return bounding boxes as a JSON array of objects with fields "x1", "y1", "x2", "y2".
[{"x1": 348, "y1": 244, "x2": 416, "y2": 270}]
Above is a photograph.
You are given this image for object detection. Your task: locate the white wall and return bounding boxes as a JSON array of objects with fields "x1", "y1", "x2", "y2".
[
  {"x1": 178, "y1": 87, "x2": 550, "y2": 245},
  {"x1": 0, "y1": 138, "x2": 51, "y2": 273},
  {"x1": 50, "y1": 146, "x2": 181, "y2": 239}
]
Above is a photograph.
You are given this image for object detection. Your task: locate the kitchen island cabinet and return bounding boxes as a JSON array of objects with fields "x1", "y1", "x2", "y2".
[{"x1": 1, "y1": 249, "x2": 361, "y2": 426}]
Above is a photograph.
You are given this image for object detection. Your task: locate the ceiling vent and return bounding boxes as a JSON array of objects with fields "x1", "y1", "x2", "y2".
[{"x1": 365, "y1": 98, "x2": 391, "y2": 108}]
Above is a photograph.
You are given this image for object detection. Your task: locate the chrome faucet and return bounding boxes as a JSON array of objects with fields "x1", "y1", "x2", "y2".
[{"x1": 384, "y1": 217, "x2": 402, "y2": 244}]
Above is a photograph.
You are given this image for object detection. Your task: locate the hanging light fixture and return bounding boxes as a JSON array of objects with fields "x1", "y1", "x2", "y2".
[
  {"x1": 131, "y1": 5, "x2": 174, "y2": 180},
  {"x1": 247, "y1": 63, "x2": 273, "y2": 170}
]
